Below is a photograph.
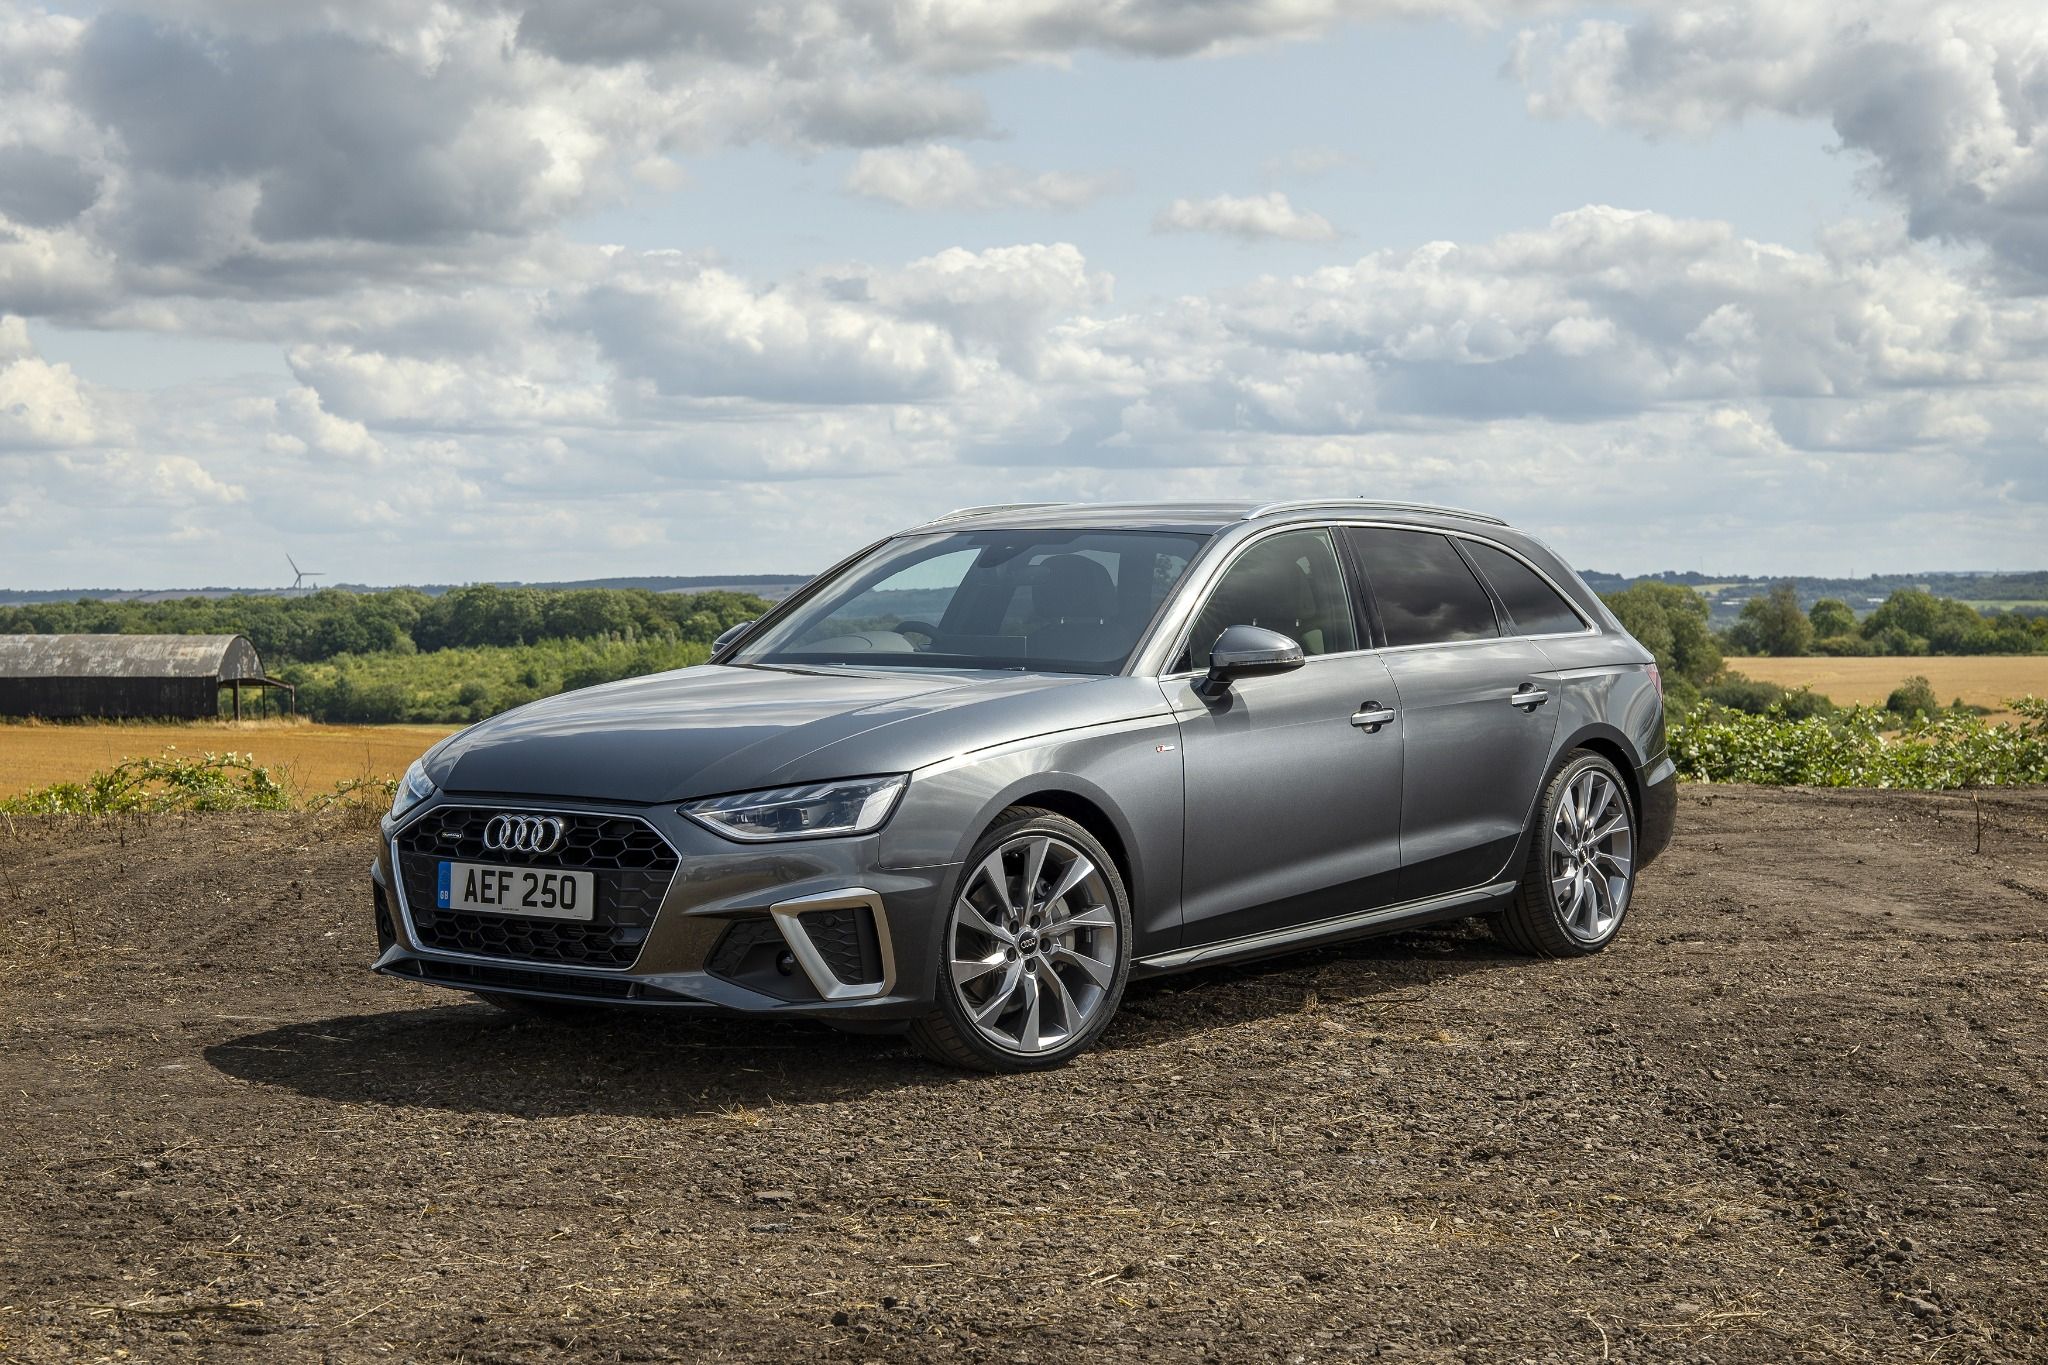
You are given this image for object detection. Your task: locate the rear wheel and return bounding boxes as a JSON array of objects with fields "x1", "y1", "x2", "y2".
[
  {"x1": 1492, "y1": 750, "x2": 1636, "y2": 957},
  {"x1": 909, "y1": 808, "x2": 1132, "y2": 1072}
]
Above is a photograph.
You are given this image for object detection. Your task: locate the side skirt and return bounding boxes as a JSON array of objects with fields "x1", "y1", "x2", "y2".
[{"x1": 1132, "y1": 880, "x2": 1517, "y2": 977}]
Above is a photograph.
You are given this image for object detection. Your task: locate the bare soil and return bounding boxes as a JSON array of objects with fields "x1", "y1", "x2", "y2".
[{"x1": 0, "y1": 787, "x2": 2043, "y2": 1363}]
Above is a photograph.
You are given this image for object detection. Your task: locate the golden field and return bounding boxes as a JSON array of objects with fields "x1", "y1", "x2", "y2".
[
  {"x1": 0, "y1": 720, "x2": 459, "y2": 798},
  {"x1": 1730, "y1": 654, "x2": 2048, "y2": 718}
]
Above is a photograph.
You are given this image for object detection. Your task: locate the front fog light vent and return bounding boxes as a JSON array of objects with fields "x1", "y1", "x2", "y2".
[
  {"x1": 795, "y1": 906, "x2": 882, "y2": 985},
  {"x1": 770, "y1": 888, "x2": 897, "y2": 1002}
]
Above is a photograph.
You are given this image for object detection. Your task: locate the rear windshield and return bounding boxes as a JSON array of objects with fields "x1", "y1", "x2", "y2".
[{"x1": 732, "y1": 529, "x2": 1208, "y2": 674}]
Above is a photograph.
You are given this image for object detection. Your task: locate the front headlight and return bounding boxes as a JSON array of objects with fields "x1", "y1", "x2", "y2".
[
  {"x1": 389, "y1": 759, "x2": 437, "y2": 823},
  {"x1": 680, "y1": 774, "x2": 906, "y2": 842}
]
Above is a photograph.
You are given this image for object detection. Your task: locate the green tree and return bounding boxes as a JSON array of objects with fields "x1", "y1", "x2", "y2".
[
  {"x1": 1601, "y1": 582, "x2": 1722, "y2": 698},
  {"x1": 1730, "y1": 582, "x2": 1814, "y2": 657},
  {"x1": 1808, "y1": 597, "x2": 1857, "y2": 639},
  {"x1": 1861, "y1": 589, "x2": 1995, "y2": 655}
]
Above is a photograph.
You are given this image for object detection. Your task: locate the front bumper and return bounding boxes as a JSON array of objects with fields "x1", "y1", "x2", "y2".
[{"x1": 369, "y1": 794, "x2": 956, "y2": 1020}]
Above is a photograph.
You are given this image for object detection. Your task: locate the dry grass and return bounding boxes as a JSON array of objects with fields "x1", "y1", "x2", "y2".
[
  {"x1": 1729, "y1": 654, "x2": 2048, "y2": 719},
  {"x1": 0, "y1": 720, "x2": 458, "y2": 797}
]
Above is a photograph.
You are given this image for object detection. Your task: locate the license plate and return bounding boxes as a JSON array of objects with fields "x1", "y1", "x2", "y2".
[{"x1": 437, "y1": 861, "x2": 595, "y2": 921}]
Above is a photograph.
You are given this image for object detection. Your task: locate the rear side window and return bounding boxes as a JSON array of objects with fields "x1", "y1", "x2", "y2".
[
  {"x1": 1345, "y1": 528, "x2": 1499, "y2": 647},
  {"x1": 1462, "y1": 541, "x2": 1586, "y2": 636}
]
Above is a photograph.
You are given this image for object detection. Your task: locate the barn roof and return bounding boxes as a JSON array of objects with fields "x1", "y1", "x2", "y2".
[{"x1": 0, "y1": 634, "x2": 265, "y2": 681}]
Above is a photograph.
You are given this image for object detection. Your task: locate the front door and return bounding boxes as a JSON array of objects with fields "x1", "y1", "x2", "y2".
[{"x1": 1169, "y1": 528, "x2": 1405, "y2": 947}]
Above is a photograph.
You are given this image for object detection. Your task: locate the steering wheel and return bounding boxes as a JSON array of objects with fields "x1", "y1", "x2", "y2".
[{"x1": 894, "y1": 620, "x2": 941, "y2": 649}]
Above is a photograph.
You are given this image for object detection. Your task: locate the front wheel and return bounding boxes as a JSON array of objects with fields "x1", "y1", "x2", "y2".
[
  {"x1": 1492, "y1": 750, "x2": 1637, "y2": 957},
  {"x1": 909, "y1": 808, "x2": 1132, "y2": 1072}
]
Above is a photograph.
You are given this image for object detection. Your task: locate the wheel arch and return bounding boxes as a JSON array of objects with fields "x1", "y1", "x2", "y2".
[
  {"x1": 1496, "y1": 722, "x2": 1646, "y2": 882},
  {"x1": 949, "y1": 773, "x2": 1142, "y2": 916},
  {"x1": 1556, "y1": 721, "x2": 1646, "y2": 824}
]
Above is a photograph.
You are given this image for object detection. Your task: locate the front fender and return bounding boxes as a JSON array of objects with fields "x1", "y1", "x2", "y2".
[{"x1": 878, "y1": 716, "x2": 1186, "y2": 957}]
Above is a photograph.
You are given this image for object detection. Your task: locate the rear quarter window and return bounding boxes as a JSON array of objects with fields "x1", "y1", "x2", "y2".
[{"x1": 1461, "y1": 541, "x2": 1587, "y2": 637}]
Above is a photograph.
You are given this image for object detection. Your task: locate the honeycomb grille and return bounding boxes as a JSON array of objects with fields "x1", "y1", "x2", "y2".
[
  {"x1": 798, "y1": 906, "x2": 881, "y2": 985},
  {"x1": 394, "y1": 807, "x2": 677, "y2": 969}
]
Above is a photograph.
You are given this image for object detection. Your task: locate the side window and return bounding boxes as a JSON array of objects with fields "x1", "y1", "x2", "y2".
[
  {"x1": 1345, "y1": 528, "x2": 1500, "y2": 647},
  {"x1": 1188, "y1": 529, "x2": 1357, "y2": 669},
  {"x1": 1461, "y1": 541, "x2": 1586, "y2": 636}
]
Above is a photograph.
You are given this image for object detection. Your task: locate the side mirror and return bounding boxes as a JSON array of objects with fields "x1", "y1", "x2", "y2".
[
  {"x1": 712, "y1": 620, "x2": 757, "y2": 654},
  {"x1": 1198, "y1": 624, "x2": 1305, "y2": 698}
]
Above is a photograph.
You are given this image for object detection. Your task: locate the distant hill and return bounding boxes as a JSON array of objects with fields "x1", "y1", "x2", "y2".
[
  {"x1": 0, "y1": 574, "x2": 813, "y2": 606},
  {"x1": 1581, "y1": 570, "x2": 2048, "y2": 624}
]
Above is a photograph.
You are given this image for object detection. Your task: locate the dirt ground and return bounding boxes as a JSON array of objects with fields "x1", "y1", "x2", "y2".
[
  {"x1": 1727, "y1": 656, "x2": 2048, "y2": 721},
  {"x1": 0, "y1": 722, "x2": 456, "y2": 798},
  {"x1": 0, "y1": 787, "x2": 2043, "y2": 1363}
]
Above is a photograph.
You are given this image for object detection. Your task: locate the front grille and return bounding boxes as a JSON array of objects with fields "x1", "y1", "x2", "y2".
[
  {"x1": 394, "y1": 807, "x2": 678, "y2": 968},
  {"x1": 798, "y1": 905, "x2": 882, "y2": 984}
]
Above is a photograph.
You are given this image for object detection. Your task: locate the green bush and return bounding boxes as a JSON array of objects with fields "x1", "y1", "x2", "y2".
[
  {"x1": 1669, "y1": 696, "x2": 2048, "y2": 788},
  {"x1": 1885, "y1": 675, "x2": 1940, "y2": 719},
  {"x1": 0, "y1": 750, "x2": 396, "y2": 815},
  {"x1": 1702, "y1": 674, "x2": 1835, "y2": 719},
  {"x1": 0, "y1": 750, "x2": 292, "y2": 814}
]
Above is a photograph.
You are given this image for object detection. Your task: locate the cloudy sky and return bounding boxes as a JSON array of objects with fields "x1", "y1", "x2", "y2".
[{"x1": 2, "y1": 0, "x2": 2045, "y2": 588}]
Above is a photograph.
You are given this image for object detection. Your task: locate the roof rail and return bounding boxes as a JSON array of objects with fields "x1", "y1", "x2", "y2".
[
  {"x1": 1242, "y1": 498, "x2": 1507, "y2": 526},
  {"x1": 919, "y1": 502, "x2": 1069, "y2": 526}
]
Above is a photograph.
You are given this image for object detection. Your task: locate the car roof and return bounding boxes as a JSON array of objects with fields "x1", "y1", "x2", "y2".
[{"x1": 908, "y1": 499, "x2": 1509, "y2": 535}]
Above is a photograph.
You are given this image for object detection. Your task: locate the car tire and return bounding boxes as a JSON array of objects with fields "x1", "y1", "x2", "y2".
[
  {"x1": 909, "y1": 807, "x2": 1133, "y2": 1073},
  {"x1": 1492, "y1": 749, "x2": 1638, "y2": 957}
]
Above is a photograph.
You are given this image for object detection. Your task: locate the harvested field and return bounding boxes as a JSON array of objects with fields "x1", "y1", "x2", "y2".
[
  {"x1": 0, "y1": 721, "x2": 456, "y2": 798},
  {"x1": 1729, "y1": 655, "x2": 2048, "y2": 719},
  {"x1": 0, "y1": 787, "x2": 2044, "y2": 1362}
]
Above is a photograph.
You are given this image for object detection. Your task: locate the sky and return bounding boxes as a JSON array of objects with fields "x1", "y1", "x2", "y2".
[{"x1": 1, "y1": 1, "x2": 2045, "y2": 589}]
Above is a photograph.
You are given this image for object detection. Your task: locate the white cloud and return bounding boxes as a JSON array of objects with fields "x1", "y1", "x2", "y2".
[
  {"x1": 1511, "y1": 3, "x2": 2048, "y2": 281},
  {"x1": 1154, "y1": 191, "x2": 1341, "y2": 242},
  {"x1": 1, "y1": 0, "x2": 2044, "y2": 583},
  {"x1": 846, "y1": 145, "x2": 1118, "y2": 211},
  {"x1": 0, "y1": 316, "x2": 107, "y2": 449}
]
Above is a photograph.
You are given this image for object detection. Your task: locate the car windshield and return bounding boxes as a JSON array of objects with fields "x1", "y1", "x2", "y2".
[{"x1": 732, "y1": 529, "x2": 1208, "y2": 674}]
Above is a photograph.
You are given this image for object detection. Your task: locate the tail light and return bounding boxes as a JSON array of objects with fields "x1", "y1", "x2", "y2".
[{"x1": 1646, "y1": 662, "x2": 1663, "y2": 700}]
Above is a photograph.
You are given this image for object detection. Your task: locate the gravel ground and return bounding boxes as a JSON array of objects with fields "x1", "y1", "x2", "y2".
[{"x1": 0, "y1": 786, "x2": 2043, "y2": 1363}]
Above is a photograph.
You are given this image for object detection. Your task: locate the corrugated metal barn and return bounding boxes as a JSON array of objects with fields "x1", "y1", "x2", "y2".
[{"x1": 0, "y1": 634, "x2": 291, "y2": 719}]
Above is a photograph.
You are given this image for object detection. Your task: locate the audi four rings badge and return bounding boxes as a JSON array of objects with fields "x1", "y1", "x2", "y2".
[{"x1": 482, "y1": 814, "x2": 566, "y2": 854}]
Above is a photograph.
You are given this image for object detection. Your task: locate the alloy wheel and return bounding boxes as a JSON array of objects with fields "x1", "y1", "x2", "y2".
[
  {"x1": 947, "y1": 833, "x2": 1119, "y2": 1055},
  {"x1": 1549, "y1": 768, "x2": 1634, "y2": 942}
]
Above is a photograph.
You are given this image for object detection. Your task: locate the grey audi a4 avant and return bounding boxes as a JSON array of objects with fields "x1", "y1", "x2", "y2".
[{"x1": 371, "y1": 500, "x2": 1676, "y2": 1071}]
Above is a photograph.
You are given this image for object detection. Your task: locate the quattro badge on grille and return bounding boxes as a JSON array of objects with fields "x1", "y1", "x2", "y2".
[{"x1": 482, "y1": 814, "x2": 567, "y2": 855}]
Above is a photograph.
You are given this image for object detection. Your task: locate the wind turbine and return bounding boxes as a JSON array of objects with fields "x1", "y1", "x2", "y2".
[{"x1": 287, "y1": 554, "x2": 324, "y2": 595}]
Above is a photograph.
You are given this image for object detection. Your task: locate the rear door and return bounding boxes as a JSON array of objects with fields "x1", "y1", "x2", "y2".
[
  {"x1": 1168, "y1": 527, "x2": 1404, "y2": 946},
  {"x1": 1341, "y1": 526, "x2": 1561, "y2": 900}
]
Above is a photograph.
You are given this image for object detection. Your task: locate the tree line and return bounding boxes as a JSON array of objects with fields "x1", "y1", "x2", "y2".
[
  {"x1": 1599, "y1": 582, "x2": 2046, "y2": 716},
  {"x1": 0, "y1": 584, "x2": 768, "y2": 665}
]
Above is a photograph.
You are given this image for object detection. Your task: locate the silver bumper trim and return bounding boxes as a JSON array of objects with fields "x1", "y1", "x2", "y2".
[{"x1": 769, "y1": 887, "x2": 897, "y2": 1001}]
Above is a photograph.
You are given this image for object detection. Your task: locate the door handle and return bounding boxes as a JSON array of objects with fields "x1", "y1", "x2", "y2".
[
  {"x1": 1509, "y1": 685, "x2": 1549, "y2": 709},
  {"x1": 1351, "y1": 704, "x2": 1396, "y2": 732}
]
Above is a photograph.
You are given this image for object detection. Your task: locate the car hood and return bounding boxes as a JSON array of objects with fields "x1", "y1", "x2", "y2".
[{"x1": 425, "y1": 663, "x2": 1096, "y2": 803}]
